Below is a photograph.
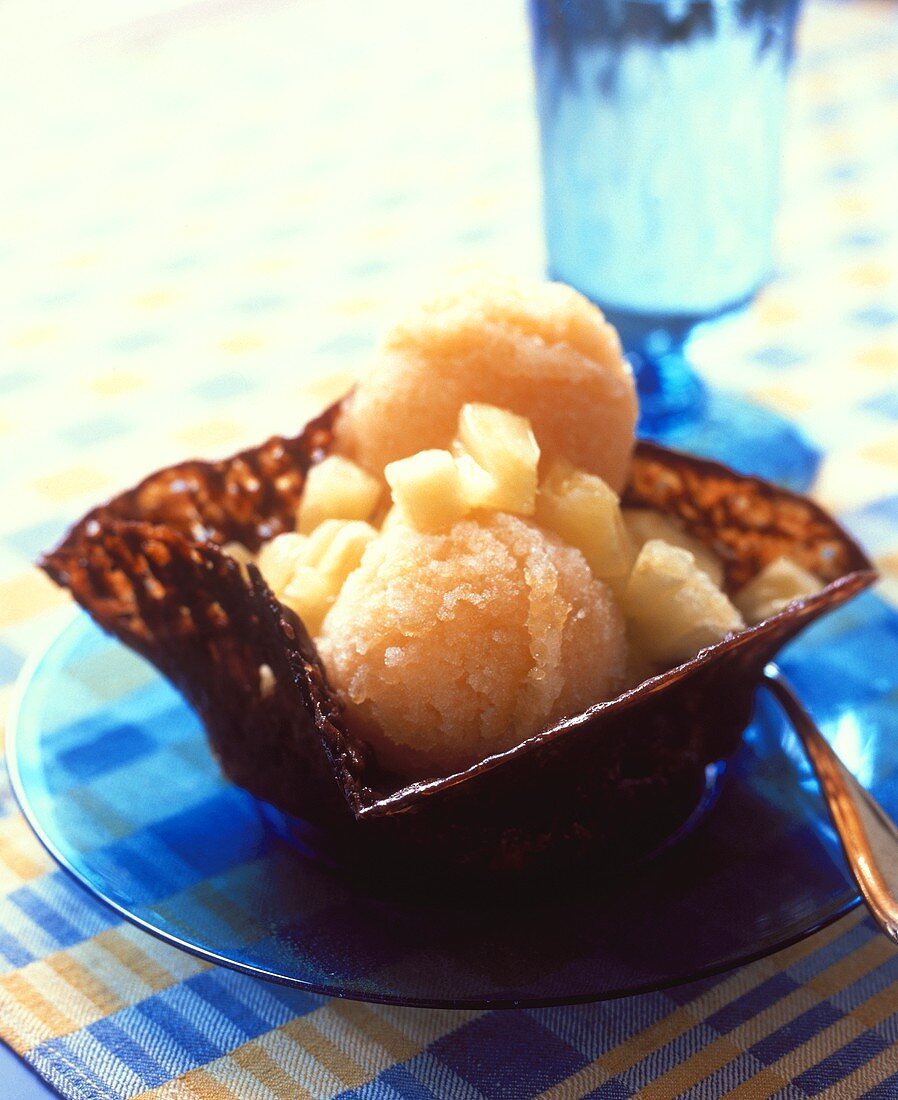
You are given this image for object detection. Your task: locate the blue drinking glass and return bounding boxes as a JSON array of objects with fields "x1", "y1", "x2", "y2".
[{"x1": 528, "y1": 0, "x2": 819, "y2": 489}]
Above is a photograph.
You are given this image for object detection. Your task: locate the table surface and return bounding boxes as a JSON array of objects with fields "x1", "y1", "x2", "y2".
[{"x1": 2, "y1": 0, "x2": 898, "y2": 1097}]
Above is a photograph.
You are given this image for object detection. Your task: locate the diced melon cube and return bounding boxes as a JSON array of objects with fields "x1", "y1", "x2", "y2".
[
  {"x1": 379, "y1": 505, "x2": 408, "y2": 533},
  {"x1": 624, "y1": 539, "x2": 744, "y2": 667},
  {"x1": 734, "y1": 556, "x2": 823, "y2": 625},
  {"x1": 257, "y1": 521, "x2": 377, "y2": 634},
  {"x1": 453, "y1": 451, "x2": 498, "y2": 510},
  {"x1": 257, "y1": 532, "x2": 308, "y2": 593},
  {"x1": 456, "y1": 403, "x2": 539, "y2": 515},
  {"x1": 623, "y1": 508, "x2": 724, "y2": 587},
  {"x1": 385, "y1": 449, "x2": 469, "y2": 531},
  {"x1": 295, "y1": 518, "x2": 376, "y2": 581},
  {"x1": 280, "y1": 564, "x2": 336, "y2": 636},
  {"x1": 536, "y1": 459, "x2": 635, "y2": 581},
  {"x1": 316, "y1": 521, "x2": 378, "y2": 586},
  {"x1": 297, "y1": 455, "x2": 382, "y2": 535},
  {"x1": 300, "y1": 518, "x2": 356, "y2": 568}
]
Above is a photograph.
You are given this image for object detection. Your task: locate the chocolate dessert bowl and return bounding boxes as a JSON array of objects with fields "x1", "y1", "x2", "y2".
[{"x1": 40, "y1": 397, "x2": 876, "y2": 879}]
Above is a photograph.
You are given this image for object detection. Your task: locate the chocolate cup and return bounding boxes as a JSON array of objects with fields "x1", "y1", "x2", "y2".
[{"x1": 41, "y1": 401, "x2": 877, "y2": 874}]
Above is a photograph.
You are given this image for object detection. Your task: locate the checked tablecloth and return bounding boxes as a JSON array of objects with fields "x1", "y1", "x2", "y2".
[{"x1": 2, "y1": 0, "x2": 898, "y2": 1096}]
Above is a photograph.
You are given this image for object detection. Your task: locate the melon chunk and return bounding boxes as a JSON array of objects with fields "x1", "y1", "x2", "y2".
[
  {"x1": 257, "y1": 521, "x2": 377, "y2": 634},
  {"x1": 624, "y1": 539, "x2": 744, "y2": 667},
  {"x1": 280, "y1": 566, "x2": 335, "y2": 636},
  {"x1": 623, "y1": 508, "x2": 724, "y2": 587},
  {"x1": 536, "y1": 460, "x2": 635, "y2": 582},
  {"x1": 379, "y1": 504, "x2": 408, "y2": 533},
  {"x1": 257, "y1": 532, "x2": 308, "y2": 593},
  {"x1": 297, "y1": 455, "x2": 382, "y2": 535},
  {"x1": 734, "y1": 556, "x2": 823, "y2": 625},
  {"x1": 315, "y1": 521, "x2": 379, "y2": 587},
  {"x1": 385, "y1": 449, "x2": 469, "y2": 531},
  {"x1": 455, "y1": 403, "x2": 540, "y2": 515},
  {"x1": 453, "y1": 451, "x2": 498, "y2": 511}
]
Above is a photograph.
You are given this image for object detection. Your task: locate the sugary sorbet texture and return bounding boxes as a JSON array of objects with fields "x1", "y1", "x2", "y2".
[
  {"x1": 248, "y1": 276, "x2": 794, "y2": 776},
  {"x1": 317, "y1": 514, "x2": 626, "y2": 776},
  {"x1": 335, "y1": 274, "x2": 637, "y2": 493}
]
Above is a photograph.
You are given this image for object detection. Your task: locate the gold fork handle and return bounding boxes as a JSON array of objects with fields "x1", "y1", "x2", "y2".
[{"x1": 763, "y1": 664, "x2": 898, "y2": 944}]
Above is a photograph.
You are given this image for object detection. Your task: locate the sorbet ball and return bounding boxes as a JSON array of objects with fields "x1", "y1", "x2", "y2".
[
  {"x1": 316, "y1": 513, "x2": 627, "y2": 777},
  {"x1": 335, "y1": 273, "x2": 637, "y2": 493}
]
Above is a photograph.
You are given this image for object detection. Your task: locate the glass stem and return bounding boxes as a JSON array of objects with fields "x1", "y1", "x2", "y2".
[
  {"x1": 632, "y1": 344, "x2": 708, "y2": 435},
  {"x1": 603, "y1": 310, "x2": 708, "y2": 435}
]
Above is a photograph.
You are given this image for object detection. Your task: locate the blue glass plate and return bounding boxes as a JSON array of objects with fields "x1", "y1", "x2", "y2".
[{"x1": 8, "y1": 594, "x2": 898, "y2": 1008}]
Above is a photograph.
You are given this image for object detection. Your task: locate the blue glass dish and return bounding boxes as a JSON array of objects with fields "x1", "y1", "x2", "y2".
[{"x1": 8, "y1": 594, "x2": 898, "y2": 1008}]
